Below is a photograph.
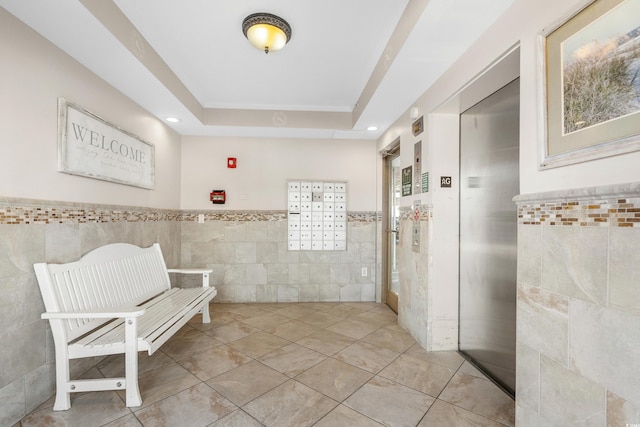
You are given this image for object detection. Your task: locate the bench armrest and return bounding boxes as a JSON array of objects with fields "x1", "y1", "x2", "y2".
[
  {"x1": 167, "y1": 268, "x2": 213, "y2": 287},
  {"x1": 42, "y1": 307, "x2": 145, "y2": 320},
  {"x1": 167, "y1": 268, "x2": 213, "y2": 274}
]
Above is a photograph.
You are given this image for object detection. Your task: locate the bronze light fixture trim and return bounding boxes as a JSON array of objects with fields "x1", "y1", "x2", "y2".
[{"x1": 242, "y1": 12, "x2": 292, "y2": 54}]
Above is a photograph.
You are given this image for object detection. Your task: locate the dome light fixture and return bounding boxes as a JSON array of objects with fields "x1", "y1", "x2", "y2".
[{"x1": 242, "y1": 12, "x2": 291, "y2": 54}]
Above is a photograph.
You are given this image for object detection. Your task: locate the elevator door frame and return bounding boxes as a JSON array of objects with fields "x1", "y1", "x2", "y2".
[{"x1": 382, "y1": 141, "x2": 401, "y2": 313}]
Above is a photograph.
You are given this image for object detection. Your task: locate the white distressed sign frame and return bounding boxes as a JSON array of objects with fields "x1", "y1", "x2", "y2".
[{"x1": 58, "y1": 98, "x2": 155, "y2": 189}]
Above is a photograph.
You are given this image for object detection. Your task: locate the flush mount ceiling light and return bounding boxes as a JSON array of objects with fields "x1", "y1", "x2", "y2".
[{"x1": 242, "y1": 12, "x2": 291, "y2": 54}]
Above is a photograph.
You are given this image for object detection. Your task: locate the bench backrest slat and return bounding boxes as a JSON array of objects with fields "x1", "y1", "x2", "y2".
[{"x1": 35, "y1": 243, "x2": 171, "y2": 342}]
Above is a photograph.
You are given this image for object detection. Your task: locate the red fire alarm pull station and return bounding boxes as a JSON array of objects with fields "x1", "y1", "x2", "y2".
[
  {"x1": 227, "y1": 158, "x2": 237, "y2": 168},
  {"x1": 210, "y1": 190, "x2": 226, "y2": 204}
]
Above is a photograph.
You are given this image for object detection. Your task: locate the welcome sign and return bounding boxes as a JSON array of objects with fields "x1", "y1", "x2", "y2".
[{"x1": 58, "y1": 99, "x2": 155, "y2": 189}]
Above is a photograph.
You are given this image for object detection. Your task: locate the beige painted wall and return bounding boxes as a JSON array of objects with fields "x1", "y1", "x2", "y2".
[
  {"x1": 0, "y1": 8, "x2": 182, "y2": 209},
  {"x1": 180, "y1": 136, "x2": 378, "y2": 211}
]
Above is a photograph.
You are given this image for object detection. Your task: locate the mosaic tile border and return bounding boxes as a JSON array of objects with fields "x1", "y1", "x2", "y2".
[
  {"x1": 514, "y1": 183, "x2": 640, "y2": 227},
  {"x1": 0, "y1": 205, "x2": 181, "y2": 225},
  {"x1": 517, "y1": 198, "x2": 640, "y2": 227},
  {"x1": 181, "y1": 211, "x2": 287, "y2": 223},
  {"x1": 0, "y1": 198, "x2": 380, "y2": 225},
  {"x1": 175, "y1": 211, "x2": 380, "y2": 223}
]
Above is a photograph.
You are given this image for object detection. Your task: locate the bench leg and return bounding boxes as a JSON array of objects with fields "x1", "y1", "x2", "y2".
[
  {"x1": 201, "y1": 302, "x2": 211, "y2": 324},
  {"x1": 52, "y1": 344, "x2": 72, "y2": 411},
  {"x1": 125, "y1": 318, "x2": 142, "y2": 407},
  {"x1": 201, "y1": 273, "x2": 211, "y2": 324},
  {"x1": 53, "y1": 360, "x2": 71, "y2": 411}
]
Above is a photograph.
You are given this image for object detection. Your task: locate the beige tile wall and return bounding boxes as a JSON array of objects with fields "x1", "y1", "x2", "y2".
[
  {"x1": 514, "y1": 184, "x2": 640, "y2": 426},
  {"x1": 397, "y1": 205, "x2": 431, "y2": 350},
  {"x1": 180, "y1": 211, "x2": 379, "y2": 303},
  {"x1": 0, "y1": 198, "x2": 174, "y2": 425}
]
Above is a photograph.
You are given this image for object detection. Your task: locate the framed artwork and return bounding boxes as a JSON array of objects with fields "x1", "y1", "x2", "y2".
[
  {"x1": 538, "y1": 0, "x2": 640, "y2": 169},
  {"x1": 58, "y1": 98, "x2": 155, "y2": 189},
  {"x1": 412, "y1": 116, "x2": 424, "y2": 136}
]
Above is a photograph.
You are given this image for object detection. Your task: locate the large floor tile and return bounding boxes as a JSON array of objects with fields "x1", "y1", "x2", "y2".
[
  {"x1": 265, "y1": 319, "x2": 319, "y2": 341},
  {"x1": 404, "y1": 346, "x2": 465, "y2": 370},
  {"x1": 335, "y1": 341, "x2": 400, "y2": 374},
  {"x1": 210, "y1": 409, "x2": 263, "y2": 427},
  {"x1": 121, "y1": 362, "x2": 201, "y2": 409},
  {"x1": 188, "y1": 311, "x2": 238, "y2": 331},
  {"x1": 273, "y1": 304, "x2": 321, "y2": 319},
  {"x1": 243, "y1": 379, "x2": 338, "y2": 427},
  {"x1": 345, "y1": 376, "x2": 435, "y2": 427},
  {"x1": 258, "y1": 343, "x2": 327, "y2": 377},
  {"x1": 378, "y1": 354, "x2": 456, "y2": 397},
  {"x1": 298, "y1": 302, "x2": 341, "y2": 311},
  {"x1": 219, "y1": 304, "x2": 273, "y2": 319},
  {"x1": 102, "y1": 413, "x2": 143, "y2": 426},
  {"x1": 325, "y1": 304, "x2": 371, "y2": 318},
  {"x1": 439, "y1": 371, "x2": 515, "y2": 426},
  {"x1": 97, "y1": 349, "x2": 174, "y2": 378},
  {"x1": 228, "y1": 331, "x2": 290, "y2": 358},
  {"x1": 362, "y1": 324, "x2": 416, "y2": 353},
  {"x1": 419, "y1": 399, "x2": 508, "y2": 427},
  {"x1": 160, "y1": 327, "x2": 222, "y2": 360},
  {"x1": 133, "y1": 383, "x2": 236, "y2": 427},
  {"x1": 458, "y1": 360, "x2": 489, "y2": 378},
  {"x1": 204, "y1": 321, "x2": 260, "y2": 343},
  {"x1": 206, "y1": 361, "x2": 288, "y2": 406},
  {"x1": 351, "y1": 309, "x2": 398, "y2": 327},
  {"x1": 315, "y1": 404, "x2": 383, "y2": 427},
  {"x1": 240, "y1": 312, "x2": 291, "y2": 330},
  {"x1": 21, "y1": 391, "x2": 129, "y2": 427},
  {"x1": 178, "y1": 344, "x2": 252, "y2": 381},
  {"x1": 296, "y1": 330, "x2": 356, "y2": 356},
  {"x1": 297, "y1": 311, "x2": 346, "y2": 329},
  {"x1": 326, "y1": 318, "x2": 381, "y2": 339},
  {"x1": 296, "y1": 358, "x2": 373, "y2": 402}
]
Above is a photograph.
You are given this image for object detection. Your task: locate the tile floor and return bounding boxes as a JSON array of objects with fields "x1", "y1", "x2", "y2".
[{"x1": 19, "y1": 302, "x2": 515, "y2": 427}]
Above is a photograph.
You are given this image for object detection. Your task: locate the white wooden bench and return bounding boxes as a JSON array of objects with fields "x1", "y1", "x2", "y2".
[{"x1": 33, "y1": 243, "x2": 217, "y2": 411}]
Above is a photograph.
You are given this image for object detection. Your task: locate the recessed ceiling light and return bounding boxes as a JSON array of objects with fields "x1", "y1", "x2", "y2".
[
  {"x1": 165, "y1": 117, "x2": 181, "y2": 123},
  {"x1": 367, "y1": 126, "x2": 378, "y2": 131}
]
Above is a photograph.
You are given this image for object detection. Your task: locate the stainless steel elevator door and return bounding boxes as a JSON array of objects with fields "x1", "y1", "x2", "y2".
[{"x1": 459, "y1": 78, "x2": 519, "y2": 395}]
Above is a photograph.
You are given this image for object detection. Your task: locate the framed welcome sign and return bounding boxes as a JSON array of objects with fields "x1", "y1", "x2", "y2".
[{"x1": 58, "y1": 98, "x2": 155, "y2": 189}]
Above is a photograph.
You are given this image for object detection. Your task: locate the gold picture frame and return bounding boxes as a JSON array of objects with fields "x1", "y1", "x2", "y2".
[
  {"x1": 538, "y1": 0, "x2": 640, "y2": 169},
  {"x1": 412, "y1": 116, "x2": 424, "y2": 136}
]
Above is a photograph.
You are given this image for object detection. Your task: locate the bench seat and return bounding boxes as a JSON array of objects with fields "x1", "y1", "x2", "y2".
[{"x1": 67, "y1": 287, "x2": 216, "y2": 356}]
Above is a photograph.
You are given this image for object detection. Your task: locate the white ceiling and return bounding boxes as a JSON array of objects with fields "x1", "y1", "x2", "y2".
[{"x1": 1, "y1": 0, "x2": 516, "y2": 140}]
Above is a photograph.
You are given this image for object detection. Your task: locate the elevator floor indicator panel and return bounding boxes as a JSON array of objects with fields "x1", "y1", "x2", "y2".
[{"x1": 287, "y1": 181, "x2": 347, "y2": 251}]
